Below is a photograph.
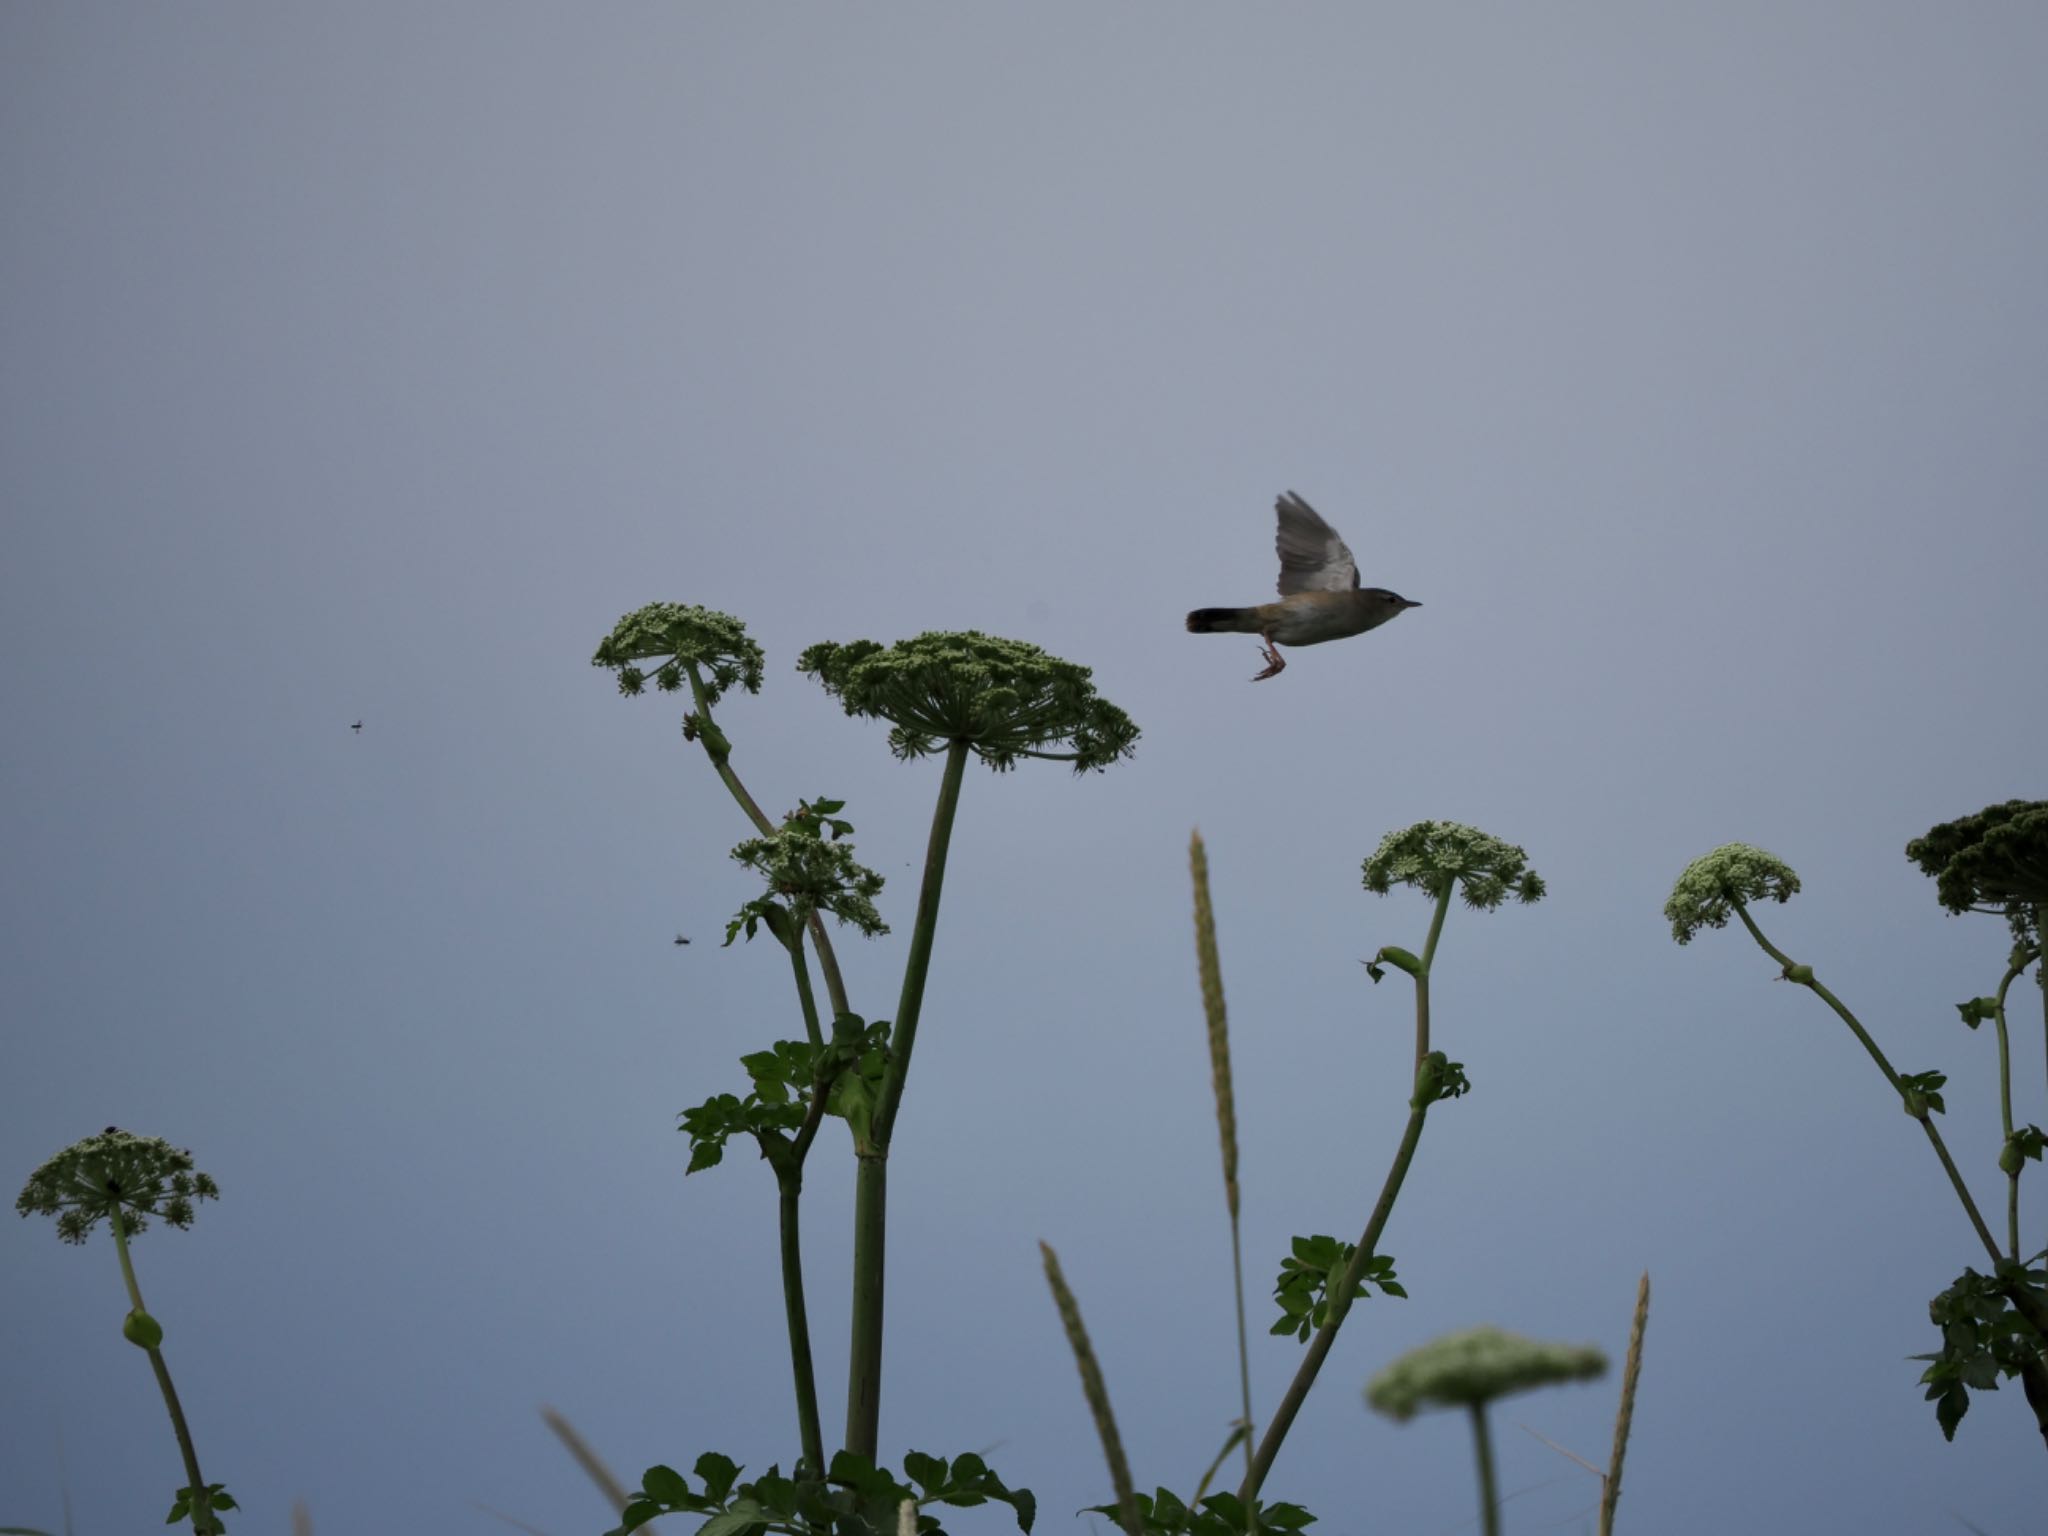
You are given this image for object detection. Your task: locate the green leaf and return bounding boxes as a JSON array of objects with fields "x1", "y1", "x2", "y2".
[
  {"x1": 1005, "y1": 1486, "x2": 1037, "y2": 1532},
  {"x1": 1935, "y1": 1380, "x2": 1969, "y2": 1439},
  {"x1": 612, "y1": 1499, "x2": 661, "y2": 1535},
  {"x1": 744, "y1": 1470, "x2": 800, "y2": 1518},
  {"x1": 1260, "y1": 1501, "x2": 1318, "y2": 1530},
  {"x1": 1290, "y1": 1234, "x2": 1332, "y2": 1265},
  {"x1": 828, "y1": 1449, "x2": 909, "y2": 1504},
  {"x1": 695, "y1": 1452, "x2": 742, "y2": 1503},
  {"x1": 903, "y1": 1451, "x2": 946, "y2": 1493},
  {"x1": 642, "y1": 1465, "x2": 691, "y2": 1504},
  {"x1": 1150, "y1": 1488, "x2": 1189, "y2": 1529}
]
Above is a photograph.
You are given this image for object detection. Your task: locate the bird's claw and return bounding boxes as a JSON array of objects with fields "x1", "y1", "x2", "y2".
[{"x1": 1251, "y1": 638, "x2": 1286, "y2": 682}]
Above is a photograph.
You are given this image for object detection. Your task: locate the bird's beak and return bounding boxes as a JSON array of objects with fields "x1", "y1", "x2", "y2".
[{"x1": 1402, "y1": 598, "x2": 1422, "y2": 608}]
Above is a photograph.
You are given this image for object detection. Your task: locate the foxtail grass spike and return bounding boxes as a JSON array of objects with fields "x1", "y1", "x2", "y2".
[
  {"x1": 541, "y1": 1405, "x2": 632, "y2": 1514},
  {"x1": 1190, "y1": 831, "x2": 1239, "y2": 1214},
  {"x1": 1600, "y1": 1273, "x2": 1650, "y2": 1536},
  {"x1": 1041, "y1": 1242, "x2": 1143, "y2": 1536}
]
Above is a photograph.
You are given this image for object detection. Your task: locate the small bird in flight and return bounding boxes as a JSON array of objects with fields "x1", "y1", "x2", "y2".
[
  {"x1": 673, "y1": 934, "x2": 691, "y2": 946},
  {"x1": 350, "y1": 720, "x2": 363, "y2": 733},
  {"x1": 1186, "y1": 492, "x2": 1420, "y2": 680}
]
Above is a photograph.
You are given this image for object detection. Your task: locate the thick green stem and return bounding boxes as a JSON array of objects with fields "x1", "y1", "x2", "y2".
[
  {"x1": 775, "y1": 1167, "x2": 827, "y2": 1476},
  {"x1": 1239, "y1": 1096, "x2": 1431, "y2": 1504},
  {"x1": 1732, "y1": 902, "x2": 2003, "y2": 1265},
  {"x1": 685, "y1": 663, "x2": 851, "y2": 1018},
  {"x1": 112, "y1": 1211, "x2": 214, "y2": 1535},
  {"x1": 1994, "y1": 959, "x2": 2026, "y2": 1260},
  {"x1": 1468, "y1": 1403, "x2": 1501, "y2": 1536},
  {"x1": 843, "y1": 738, "x2": 972, "y2": 1461},
  {"x1": 2036, "y1": 913, "x2": 2048, "y2": 1210},
  {"x1": 871, "y1": 739, "x2": 971, "y2": 1149},
  {"x1": 789, "y1": 922, "x2": 825, "y2": 1052},
  {"x1": 1414, "y1": 886, "x2": 1452, "y2": 1067},
  {"x1": 844, "y1": 1153, "x2": 888, "y2": 1460},
  {"x1": 1240, "y1": 907, "x2": 1450, "y2": 1505}
]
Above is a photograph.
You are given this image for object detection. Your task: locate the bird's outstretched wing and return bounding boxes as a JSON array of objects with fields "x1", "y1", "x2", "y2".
[{"x1": 1273, "y1": 492, "x2": 1359, "y2": 595}]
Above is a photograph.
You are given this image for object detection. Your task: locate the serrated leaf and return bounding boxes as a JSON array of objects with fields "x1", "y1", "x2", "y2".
[
  {"x1": 1961, "y1": 1353, "x2": 2002, "y2": 1390},
  {"x1": 1935, "y1": 1381, "x2": 1969, "y2": 1439},
  {"x1": 642, "y1": 1465, "x2": 691, "y2": 1503},
  {"x1": 747, "y1": 1472, "x2": 800, "y2": 1517},
  {"x1": 1006, "y1": 1486, "x2": 1037, "y2": 1532},
  {"x1": 1260, "y1": 1501, "x2": 1317, "y2": 1530},
  {"x1": 1150, "y1": 1487, "x2": 1188, "y2": 1529},
  {"x1": 696, "y1": 1452, "x2": 742, "y2": 1503},
  {"x1": 613, "y1": 1500, "x2": 661, "y2": 1535}
]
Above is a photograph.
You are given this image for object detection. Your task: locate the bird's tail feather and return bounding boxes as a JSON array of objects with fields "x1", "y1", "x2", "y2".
[{"x1": 1185, "y1": 607, "x2": 1259, "y2": 634}]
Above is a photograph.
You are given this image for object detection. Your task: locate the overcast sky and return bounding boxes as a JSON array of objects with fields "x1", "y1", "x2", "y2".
[{"x1": 5, "y1": 6, "x2": 2047, "y2": 1534}]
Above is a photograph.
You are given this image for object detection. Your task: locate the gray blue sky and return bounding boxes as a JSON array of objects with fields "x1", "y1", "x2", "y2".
[{"x1": 4, "y1": 6, "x2": 2046, "y2": 1533}]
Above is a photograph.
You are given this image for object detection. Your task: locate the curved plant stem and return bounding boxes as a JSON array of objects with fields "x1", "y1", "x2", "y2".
[
  {"x1": 1732, "y1": 902, "x2": 2002, "y2": 1264},
  {"x1": 764, "y1": 928, "x2": 835, "y2": 1473},
  {"x1": 2037, "y1": 906, "x2": 2047, "y2": 1114},
  {"x1": 1239, "y1": 1094, "x2": 1430, "y2": 1504},
  {"x1": 844, "y1": 738, "x2": 972, "y2": 1460},
  {"x1": 789, "y1": 921, "x2": 825, "y2": 1052},
  {"x1": 1468, "y1": 1403, "x2": 1500, "y2": 1536},
  {"x1": 111, "y1": 1210, "x2": 215, "y2": 1534},
  {"x1": 775, "y1": 1165, "x2": 827, "y2": 1476},
  {"x1": 1993, "y1": 957, "x2": 2028, "y2": 1259},
  {"x1": 1240, "y1": 892, "x2": 1451, "y2": 1505},
  {"x1": 685, "y1": 663, "x2": 851, "y2": 1019},
  {"x1": 1414, "y1": 886, "x2": 1452, "y2": 1068}
]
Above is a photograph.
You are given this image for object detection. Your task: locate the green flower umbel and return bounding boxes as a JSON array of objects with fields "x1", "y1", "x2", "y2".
[
  {"x1": 1906, "y1": 799, "x2": 2048, "y2": 947},
  {"x1": 1363, "y1": 821, "x2": 1545, "y2": 911},
  {"x1": 1663, "y1": 843, "x2": 1801, "y2": 945},
  {"x1": 592, "y1": 602, "x2": 766, "y2": 705},
  {"x1": 16, "y1": 1127, "x2": 218, "y2": 1244},
  {"x1": 1369, "y1": 1325, "x2": 1606, "y2": 1536},
  {"x1": 1367, "y1": 1325, "x2": 1607, "y2": 1420},
  {"x1": 798, "y1": 631, "x2": 1139, "y2": 773},
  {"x1": 729, "y1": 798, "x2": 889, "y2": 940}
]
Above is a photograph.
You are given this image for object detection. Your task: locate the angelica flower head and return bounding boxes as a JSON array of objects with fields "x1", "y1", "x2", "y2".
[
  {"x1": 1905, "y1": 799, "x2": 2048, "y2": 946},
  {"x1": 1362, "y1": 821, "x2": 1545, "y2": 910},
  {"x1": 1368, "y1": 1325, "x2": 1606, "y2": 1421},
  {"x1": 798, "y1": 631, "x2": 1138, "y2": 773},
  {"x1": 592, "y1": 603, "x2": 765, "y2": 705},
  {"x1": 730, "y1": 797, "x2": 888, "y2": 939},
  {"x1": 1664, "y1": 843, "x2": 1801, "y2": 945},
  {"x1": 16, "y1": 1128, "x2": 219, "y2": 1245}
]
